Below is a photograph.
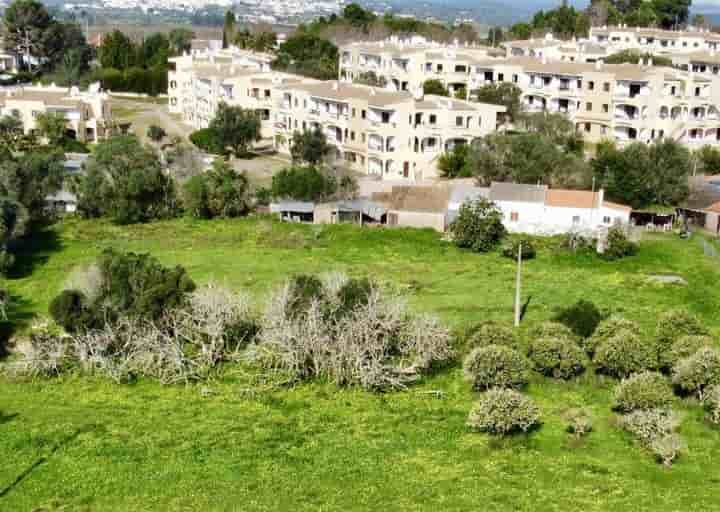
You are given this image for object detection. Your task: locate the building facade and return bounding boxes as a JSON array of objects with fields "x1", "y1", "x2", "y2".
[
  {"x1": 0, "y1": 83, "x2": 113, "y2": 142},
  {"x1": 274, "y1": 81, "x2": 506, "y2": 180}
]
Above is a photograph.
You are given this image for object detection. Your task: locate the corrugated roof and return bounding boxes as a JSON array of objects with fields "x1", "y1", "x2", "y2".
[
  {"x1": 490, "y1": 182, "x2": 547, "y2": 203},
  {"x1": 270, "y1": 201, "x2": 315, "y2": 213}
]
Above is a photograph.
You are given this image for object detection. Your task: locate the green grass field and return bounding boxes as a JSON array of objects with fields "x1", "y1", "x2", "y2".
[{"x1": 1, "y1": 217, "x2": 720, "y2": 511}]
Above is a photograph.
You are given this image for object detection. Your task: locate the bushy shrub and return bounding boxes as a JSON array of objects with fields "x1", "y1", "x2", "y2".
[
  {"x1": 466, "y1": 388, "x2": 540, "y2": 435},
  {"x1": 553, "y1": 299, "x2": 604, "y2": 338},
  {"x1": 601, "y1": 227, "x2": 638, "y2": 260},
  {"x1": 189, "y1": 128, "x2": 224, "y2": 154},
  {"x1": 336, "y1": 277, "x2": 372, "y2": 318},
  {"x1": 528, "y1": 337, "x2": 588, "y2": 379},
  {"x1": 619, "y1": 408, "x2": 677, "y2": 446},
  {"x1": 248, "y1": 274, "x2": 453, "y2": 390},
  {"x1": 467, "y1": 322, "x2": 519, "y2": 350},
  {"x1": 49, "y1": 290, "x2": 98, "y2": 333},
  {"x1": 612, "y1": 372, "x2": 673, "y2": 413},
  {"x1": 270, "y1": 166, "x2": 337, "y2": 202},
  {"x1": 593, "y1": 331, "x2": 657, "y2": 378},
  {"x1": 182, "y1": 160, "x2": 250, "y2": 219},
  {"x1": 665, "y1": 335, "x2": 715, "y2": 370},
  {"x1": 147, "y1": 125, "x2": 166, "y2": 142},
  {"x1": 671, "y1": 347, "x2": 720, "y2": 398},
  {"x1": 650, "y1": 433, "x2": 684, "y2": 467},
  {"x1": 704, "y1": 385, "x2": 720, "y2": 425},
  {"x1": 501, "y1": 238, "x2": 535, "y2": 260},
  {"x1": 564, "y1": 408, "x2": 593, "y2": 438},
  {"x1": 463, "y1": 345, "x2": 531, "y2": 390},
  {"x1": 583, "y1": 316, "x2": 641, "y2": 357},
  {"x1": 449, "y1": 198, "x2": 506, "y2": 252},
  {"x1": 656, "y1": 309, "x2": 709, "y2": 370},
  {"x1": 529, "y1": 321, "x2": 577, "y2": 342},
  {"x1": 49, "y1": 249, "x2": 196, "y2": 332}
]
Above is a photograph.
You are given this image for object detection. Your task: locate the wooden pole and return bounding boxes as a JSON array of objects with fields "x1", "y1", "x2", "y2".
[{"x1": 514, "y1": 241, "x2": 522, "y2": 327}]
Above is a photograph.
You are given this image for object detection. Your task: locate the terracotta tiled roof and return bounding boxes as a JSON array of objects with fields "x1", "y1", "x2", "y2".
[{"x1": 546, "y1": 189, "x2": 599, "y2": 208}]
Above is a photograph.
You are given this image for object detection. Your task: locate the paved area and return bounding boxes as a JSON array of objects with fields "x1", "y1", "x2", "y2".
[{"x1": 110, "y1": 95, "x2": 192, "y2": 143}]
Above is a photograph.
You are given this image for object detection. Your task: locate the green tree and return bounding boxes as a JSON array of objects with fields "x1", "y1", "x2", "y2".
[
  {"x1": 591, "y1": 139, "x2": 691, "y2": 209},
  {"x1": 35, "y1": 111, "x2": 68, "y2": 146},
  {"x1": 208, "y1": 103, "x2": 261, "y2": 158},
  {"x1": 423, "y1": 79, "x2": 449, "y2": 97},
  {"x1": 222, "y1": 10, "x2": 236, "y2": 49},
  {"x1": 182, "y1": 159, "x2": 250, "y2": 219},
  {"x1": 290, "y1": 127, "x2": 331, "y2": 165},
  {"x1": 450, "y1": 198, "x2": 506, "y2": 252},
  {"x1": 271, "y1": 166, "x2": 336, "y2": 201},
  {"x1": 473, "y1": 82, "x2": 522, "y2": 123},
  {"x1": 486, "y1": 27, "x2": 504, "y2": 46},
  {"x1": 168, "y1": 28, "x2": 195, "y2": 55},
  {"x1": 438, "y1": 144, "x2": 472, "y2": 178},
  {"x1": 99, "y1": 29, "x2": 136, "y2": 69},
  {"x1": 509, "y1": 22, "x2": 532, "y2": 40},
  {"x1": 343, "y1": 3, "x2": 377, "y2": 29},
  {"x1": 2, "y1": 0, "x2": 53, "y2": 69},
  {"x1": 625, "y1": 3, "x2": 659, "y2": 26},
  {"x1": 76, "y1": 135, "x2": 177, "y2": 224},
  {"x1": 272, "y1": 32, "x2": 338, "y2": 80},
  {"x1": 651, "y1": 0, "x2": 691, "y2": 28},
  {"x1": 606, "y1": 50, "x2": 672, "y2": 66}
]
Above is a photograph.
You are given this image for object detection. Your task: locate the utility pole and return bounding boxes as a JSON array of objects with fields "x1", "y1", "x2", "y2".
[{"x1": 514, "y1": 241, "x2": 522, "y2": 327}]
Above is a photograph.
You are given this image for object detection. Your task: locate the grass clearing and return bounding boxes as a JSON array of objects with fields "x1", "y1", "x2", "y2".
[{"x1": 1, "y1": 217, "x2": 720, "y2": 510}]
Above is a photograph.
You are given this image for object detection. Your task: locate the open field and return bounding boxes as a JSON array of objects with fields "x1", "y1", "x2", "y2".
[{"x1": 1, "y1": 218, "x2": 720, "y2": 511}]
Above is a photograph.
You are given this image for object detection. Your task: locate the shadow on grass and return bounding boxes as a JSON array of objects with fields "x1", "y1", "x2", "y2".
[
  {"x1": 0, "y1": 424, "x2": 99, "y2": 499},
  {"x1": 0, "y1": 411, "x2": 18, "y2": 424},
  {"x1": 6, "y1": 228, "x2": 63, "y2": 279},
  {"x1": 0, "y1": 294, "x2": 35, "y2": 359}
]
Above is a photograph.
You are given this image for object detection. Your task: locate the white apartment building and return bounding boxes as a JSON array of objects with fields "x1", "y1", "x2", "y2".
[
  {"x1": 469, "y1": 56, "x2": 720, "y2": 147},
  {"x1": 589, "y1": 25, "x2": 720, "y2": 54},
  {"x1": 0, "y1": 83, "x2": 113, "y2": 142},
  {"x1": 168, "y1": 48, "x2": 303, "y2": 137},
  {"x1": 338, "y1": 39, "x2": 503, "y2": 96},
  {"x1": 274, "y1": 81, "x2": 506, "y2": 180}
]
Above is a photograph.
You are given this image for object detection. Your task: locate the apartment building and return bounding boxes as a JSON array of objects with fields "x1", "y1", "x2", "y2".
[
  {"x1": 274, "y1": 81, "x2": 506, "y2": 180},
  {"x1": 0, "y1": 83, "x2": 113, "y2": 142},
  {"x1": 589, "y1": 25, "x2": 720, "y2": 54},
  {"x1": 168, "y1": 49, "x2": 303, "y2": 137},
  {"x1": 466, "y1": 55, "x2": 720, "y2": 146},
  {"x1": 338, "y1": 39, "x2": 503, "y2": 96}
]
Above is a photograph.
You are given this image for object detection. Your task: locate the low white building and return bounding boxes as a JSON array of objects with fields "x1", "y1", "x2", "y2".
[{"x1": 488, "y1": 182, "x2": 632, "y2": 235}]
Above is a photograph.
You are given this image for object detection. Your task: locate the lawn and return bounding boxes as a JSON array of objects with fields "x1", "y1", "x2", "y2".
[{"x1": 1, "y1": 217, "x2": 719, "y2": 511}]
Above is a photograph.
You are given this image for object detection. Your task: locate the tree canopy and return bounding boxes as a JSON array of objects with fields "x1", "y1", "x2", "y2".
[
  {"x1": 290, "y1": 127, "x2": 331, "y2": 165},
  {"x1": 208, "y1": 103, "x2": 262, "y2": 157},
  {"x1": 473, "y1": 83, "x2": 522, "y2": 123}
]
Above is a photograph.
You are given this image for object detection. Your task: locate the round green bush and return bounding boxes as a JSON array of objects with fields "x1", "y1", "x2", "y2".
[
  {"x1": 467, "y1": 388, "x2": 540, "y2": 435},
  {"x1": 593, "y1": 331, "x2": 657, "y2": 378},
  {"x1": 463, "y1": 345, "x2": 531, "y2": 391},
  {"x1": 49, "y1": 289, "x2": 97, "y2": 333},
  {"x1": 612, "y1": 371, "x2": 673, "y2": 413},
  {"x1": 582, "y1": 316, "x2": 641, "y2": 356},
  {"x1": 501, "y1": 238, "x2": 536, "y2": 260},
  {"x1": 656, "y1": 309, "x2": 709, "y2": 370},
  {"x1": 529, "y1": 321, "x2": 577, "y2": 342},
  {"x1": 664, "y1": 335, "x2": 715, "y2": 370},
  {"x1": 467, "y1": 322, "x2": 519, "y2": 350},
  {"x1": 671, "y1": 347, "x2": 720, "y2": 398},
  {"x1": 528, "y1": 337, "x2": 588, "y2": 379}
]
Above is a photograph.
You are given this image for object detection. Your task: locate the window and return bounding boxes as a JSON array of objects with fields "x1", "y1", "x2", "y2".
[
  {"x1": 588, "y1": 81, "x2": 595, "y2": 90},
  {"x1": 602, "y1": 104, "x2": 609, "y2": 113},
  {"x1": 603, "y1": 82, "x2": 610, "y2": 92},
  {"x1": 601, "y1": 125, "x2": 608, "y2": 135},
  {"x1": 362, "y1": 133, "x2": 366, "y2": 142},
  {"x1": 586, "y1": 102, "x2": 592, "y2": 111},
  {"x1": 361, "y1": 110, "x2": 366, "y2": 119},
  {"x1": 429, "y1": 114, "x2": 437, "y2": 125},
  {"x1": 498, "y1": 73, "x2": 504, "y2": 81},
  {"x1": 512, "y1": 74, "x2": 518, "y2": 83},
  {"x1": 510, "y1": 212, "x2": 519, "y2": 222},
  {"x1": 603, "y1": 216, "x2": 611, "y2": 224},
  {"x1": 352, "y1": 108, "x2": 356, "y2": 117},
  {"x1": 577, "y1": 79, "x2": 582, "y2": 89},
  {"x1": 437, "y1": 64, "x2": 443, "y2": 72},
  {"x1": 170, "y1": 80, "x2": 177, "y2": 89},
  {"x1": 456, "y1": 116, "x2": 463, "y2": 127},
  {"x1": 584, "y1": 122, "x2": 591, "y2": 132},
  {"x1": 351, "y1": 131, "x2": 355, "y2": 141},
  {"x1": 572, "y1": 216, "x2": 581, "y2": 225}
]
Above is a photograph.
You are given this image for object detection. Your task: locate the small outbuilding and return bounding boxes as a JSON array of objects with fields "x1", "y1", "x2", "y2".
[{"x1": 270, "y1": 201, "x2": 316, "y2": 223}]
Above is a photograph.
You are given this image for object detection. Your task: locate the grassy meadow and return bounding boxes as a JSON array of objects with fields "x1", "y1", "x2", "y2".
[{"x1": 1, "y1": 217, "x2": 720, "y2": 511}]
